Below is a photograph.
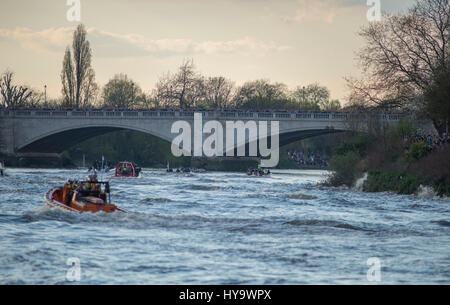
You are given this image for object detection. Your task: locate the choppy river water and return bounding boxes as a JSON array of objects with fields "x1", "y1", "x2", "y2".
[{"x1": 0, "y1": 168, "x2": 449, "y2": 284}]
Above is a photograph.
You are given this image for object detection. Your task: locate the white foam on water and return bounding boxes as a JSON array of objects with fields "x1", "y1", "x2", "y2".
[
  {"x1": 416, "y1": 185, "x2": 436, "y2": 199},
  {"x1": 414, "y1": 184, "x2": 450, "y2": 201},
  {"x1": 353, "y1": 172, "x2": 368, "y2": 192}
]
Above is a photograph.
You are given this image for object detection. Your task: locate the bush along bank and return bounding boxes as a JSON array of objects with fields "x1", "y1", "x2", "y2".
[
  {"x1": 363, "y1": 169, "x2": 424, "y2": 195},
  {"x1": 327, "y1": 122, "x2": 450, "y2": 197}
]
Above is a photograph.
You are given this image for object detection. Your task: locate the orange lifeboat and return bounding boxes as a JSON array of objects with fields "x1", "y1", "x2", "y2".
[{"x1": 45, "y1": 179, "x2": 126, "y2": 213}]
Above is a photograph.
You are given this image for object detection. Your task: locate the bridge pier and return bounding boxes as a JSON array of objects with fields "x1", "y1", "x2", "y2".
[{"x1": 0, "y1": 114, "x2": 15, "y2": 155}]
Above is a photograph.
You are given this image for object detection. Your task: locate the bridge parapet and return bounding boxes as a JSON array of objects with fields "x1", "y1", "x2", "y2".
[{"x1": 0, "y1": 109, "x2": 401, "y2": 122}]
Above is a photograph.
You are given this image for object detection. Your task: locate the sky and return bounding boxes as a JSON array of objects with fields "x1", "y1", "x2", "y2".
[{"x1": 0, "y1": 0, "x2": 417, "y2": 103}]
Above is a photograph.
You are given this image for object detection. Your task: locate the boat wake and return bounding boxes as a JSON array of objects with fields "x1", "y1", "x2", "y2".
[
  {"x1": 140, "y1": 197, "x2": 172, "y2": 203},
  {"x1": 283, "y1": 219, "x2": 365, "y2": 231},
  {"x1": 286, "y1": 192, "x2": 317, "y2": 200},
  {"x1": 22, "y1": 205, "x2": 373, "y2": 236}
]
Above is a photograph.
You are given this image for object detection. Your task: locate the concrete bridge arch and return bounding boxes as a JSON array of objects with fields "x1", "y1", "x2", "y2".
[{"x1": 0, "y1": 109, "x2": 401, "y2": 156}]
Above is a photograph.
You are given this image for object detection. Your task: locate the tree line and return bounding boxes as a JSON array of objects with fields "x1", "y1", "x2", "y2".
[
  {"x1": 1, "y1": 0, "x2": 448, "y2": 130},
  {"x1": 1, "y1": 24, "x2": 341, "y2": 112},
  {"x1": 346, "y1": 0, "x2": 449, "y2": 133}
]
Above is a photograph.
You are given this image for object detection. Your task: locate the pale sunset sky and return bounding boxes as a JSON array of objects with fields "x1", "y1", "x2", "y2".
[{"x1": 0, "y1": 0, "x2": 416, "y2": 103}]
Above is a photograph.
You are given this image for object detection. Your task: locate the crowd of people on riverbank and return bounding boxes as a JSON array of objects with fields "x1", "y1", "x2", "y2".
[
  {"x1": 287, "y1": 151, "x2": 329, "y2": 168},
  {"x1": 403, "y1": 132, "x2": 450, "y2": 152}
]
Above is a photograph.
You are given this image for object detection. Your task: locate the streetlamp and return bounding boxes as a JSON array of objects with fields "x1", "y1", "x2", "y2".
[
  {"x1": 44, "y1": 85, "x2": 47, "y2": 107},
  {"x1": 131, "y1": 83, "x2": 134, "y2": 105},
  {"x1": 299, "y1": 86, "x2": 305, "y2": 111}
]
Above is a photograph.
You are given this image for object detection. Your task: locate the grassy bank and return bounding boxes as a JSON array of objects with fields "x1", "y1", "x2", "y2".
[{"x1": 327, "y1": 123, "x2": 450, "y2": 197}]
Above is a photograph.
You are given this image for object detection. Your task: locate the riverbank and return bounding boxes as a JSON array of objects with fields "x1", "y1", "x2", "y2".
[
  {"x1": 0, "y1": 152, "x2": 76, "y2": 169},
  {"x1": 326, "y1": 123, "x2": 450, "y2": 197},
  {"x1": 0, "y1": 153, "x2": 314, "y2": 172}
]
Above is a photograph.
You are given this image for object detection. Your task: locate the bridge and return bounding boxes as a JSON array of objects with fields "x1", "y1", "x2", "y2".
[{"x1": 0, "y1": 109, "x2": 401, "y2": 158}]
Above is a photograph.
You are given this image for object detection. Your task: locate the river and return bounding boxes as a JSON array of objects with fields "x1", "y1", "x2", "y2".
[{"x1": 0, "y1": 168, "x2": 449, "y2": 284}]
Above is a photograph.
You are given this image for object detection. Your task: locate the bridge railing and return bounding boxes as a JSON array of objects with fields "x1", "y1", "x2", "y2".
[{"x1": 0, "y1": 109, "x2": 402, "y2": 122}]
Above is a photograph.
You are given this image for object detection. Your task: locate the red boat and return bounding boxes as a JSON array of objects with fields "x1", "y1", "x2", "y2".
[{"x1": 114, "y1": 161, "x2": 142, "y2": 178}]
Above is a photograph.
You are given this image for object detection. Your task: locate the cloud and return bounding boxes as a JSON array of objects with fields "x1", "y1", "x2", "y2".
[
  {"x1": 89, "y1": 28, "x2": 292, "y2": 57},
  {"x1": 0, "y1": 26, "x2": 291, "y2": 58},
  {"x1": 0, "y1": 26, "x2": 73, "y2": 53},
  {"x1": 282, "y1": 0, "x2": 363, "y2": 24}
]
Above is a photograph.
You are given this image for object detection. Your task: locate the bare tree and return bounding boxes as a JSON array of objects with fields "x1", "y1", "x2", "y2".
[
  {"x1": 155, "y1": 72, "x2": 179, "y2": 108},
  {"x1": 139, "y1": 92, "x2": 159, "y2": 109},
  {"x1": 0, "y1": 71, "x2": 34, "y2": 109},
  {"x1": 176, "y1": 59, "x2": 198, "y2": 108},
  {"x1": 155, "y1": 59, "x2": 201, "y2": 109},
  {"x1": 320, "y1": 99, "x2": 342, "y2": 111},
  {"x1": 233, "y1": 81, "x2": 257, "y2": 109},
  {"x1": 204, "y1": 76, "x2": 234, "y2": 109},
  {"x1": 347, "y1": 0, "x2": 449, "y2": 109}
]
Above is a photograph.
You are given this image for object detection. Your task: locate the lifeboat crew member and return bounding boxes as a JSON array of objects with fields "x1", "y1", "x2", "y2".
[
  {"x1": 87, "y1": 174, "x2": 98, "y2": 193},
  {"x1": 82, "y1": 182, "x2": 89, "y2": 191}
]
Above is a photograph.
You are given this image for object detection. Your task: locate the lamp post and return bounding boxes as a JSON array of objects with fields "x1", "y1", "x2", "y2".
[
  {"x1": 131, "y1": 83, "x2": 134, "y2": 108},
  {"x1": 44, "y1": 85, "x2": 47, "y2": 107},
  {"x1": 302, "y1": 86, "x2": 305, "y2": 103}
]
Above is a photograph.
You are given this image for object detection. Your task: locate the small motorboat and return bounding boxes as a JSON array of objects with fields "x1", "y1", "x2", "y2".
[
  {"x1": 113, "y1": 161, "x2": 142, "y2": 178},
  {"x1": 88, "y1": 156, "x2": 112, "y2": 174},
  {"x1": 247, "y1": 168, "x2": 271, "y2": 177},
  {"x1": 166, "y1": 163, "x2": 207, "y2": 174},
  {"x1": 45, "y1": 178, "x2": 127, "y2": 213}
]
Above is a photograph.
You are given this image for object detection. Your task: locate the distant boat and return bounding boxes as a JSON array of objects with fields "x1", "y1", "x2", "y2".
[
  {"x1": 88, "y1": 156, "x2": 112, "y2": 174},
  {"x1": 167, "y1": 167, "x2": 207, "y2": 174},
  {"x1": 246, "y1": 168, "x2": 271, "y2": 177},
  {"x1": 166, "y1": 161, "x2": 173, "y2": 172},
  {"x1": 113, "y1": 161, "x2": 142, "y2": 178},
  {"x1": 0, "y1": 161, "x2": 5, "y2": 176}
]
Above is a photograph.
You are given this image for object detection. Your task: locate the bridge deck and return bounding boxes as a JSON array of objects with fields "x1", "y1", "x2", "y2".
[{"x1": 0, "y1": 109, "x2": 401, "y2": 121}]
